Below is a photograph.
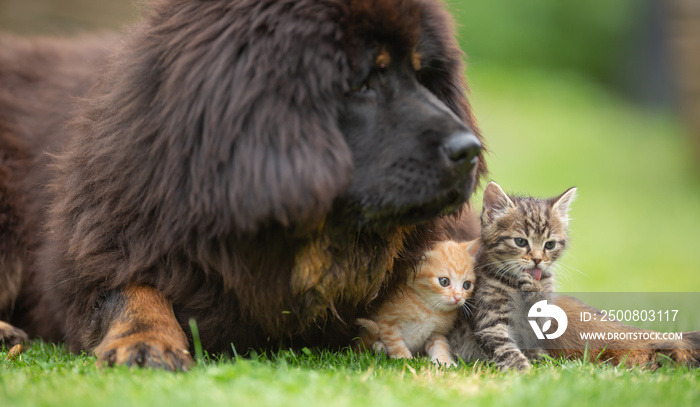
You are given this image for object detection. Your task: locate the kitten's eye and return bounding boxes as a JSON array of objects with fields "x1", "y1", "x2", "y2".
[
  {"x1": 545, "y1": 241, "x2": 556, "y2": 250},
  {"x1": 514, "y1": 238, "x2": 528, "y2": 247},
  {"x1": 438, "y1": 277, "x2": 450, "y2": 287},
  {"x1": 463, "y1": 281, "x2": 472, "y2": 290}
]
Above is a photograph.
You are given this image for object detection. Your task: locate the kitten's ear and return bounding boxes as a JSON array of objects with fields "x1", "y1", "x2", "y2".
[
  {"x1": 482, "y1": 181, "x2": 515, "y2": 223},
  {"x1": 465, "y1": 239, "x2": 481, "y2": 257},
  {"x1": 551, "y1": 187, "x2": 577, "y2": 223}
]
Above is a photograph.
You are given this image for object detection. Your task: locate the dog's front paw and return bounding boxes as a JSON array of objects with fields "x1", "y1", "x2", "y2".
[
  {"x1": 0, "y1": 321, "x2": 28, "y2": 346},
  {"x1": 95, "y1": 333, "x2": 194, "y2": 371}
]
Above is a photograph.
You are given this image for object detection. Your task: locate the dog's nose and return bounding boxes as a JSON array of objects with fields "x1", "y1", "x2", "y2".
[{"x1": 442, "y1": 132, "x2": 481, "y2": 165}]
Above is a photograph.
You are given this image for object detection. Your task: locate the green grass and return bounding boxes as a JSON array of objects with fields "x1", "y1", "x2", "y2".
[
  {"x1": 2, "y1": 342, "x2": 699, "y2": 407},
  {"x1": 3, "y1": 66, "x2": 700, "y2": 406}
]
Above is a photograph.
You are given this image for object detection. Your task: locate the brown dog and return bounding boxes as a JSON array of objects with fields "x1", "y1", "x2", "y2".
[
  {"x1": 1, "y1": 0, "x2": 482, "y2": 370},
  {"x1": 0, "y1": 0, "x2": 697, "y2": 371}
]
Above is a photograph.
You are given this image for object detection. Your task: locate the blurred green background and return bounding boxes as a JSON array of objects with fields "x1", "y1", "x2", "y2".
[
  {"x1": 1, "y1": 0, "x2": 699, "y2": 293},
  {"x1": 445, "y1": 0, "x2": 700, "y2": 294}
]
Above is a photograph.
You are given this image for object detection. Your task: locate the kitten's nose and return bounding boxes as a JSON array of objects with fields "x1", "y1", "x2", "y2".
[{"x1": 533, "y1": 258, "x2": 542, "y2": 266}]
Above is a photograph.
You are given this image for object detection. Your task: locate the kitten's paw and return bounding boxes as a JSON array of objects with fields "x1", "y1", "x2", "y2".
[
  {"x1": 496, "y1": 351, "x2": 531, "y2": 372},
  {"x1": 499, "y1": 358, "x2": 531, "y2": 372},
  {"x1": 518, "y1": 275, "x2": 538, "y2": 292},
  {"x1": 371, "y1": 340, "x2": 387, "y2": 355},
  {"x1": 388, "y1": 348, "x2": 412, "y2": 360},
  {"x1": 431, "y1": 355, "x2": 457, "y2": 368},
  {"x1": 524, "y1": 348, "x2": 547, "y2": 361},
  {"x1": 513, "y1": 359, "x2": 531, "y2": 371},
  {"x1": 520, "y1": 283, "x2": 537, "y2": 292}
]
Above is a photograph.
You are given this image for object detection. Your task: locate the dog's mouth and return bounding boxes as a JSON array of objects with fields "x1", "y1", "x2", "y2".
[
  {"x1": 335, "y1": 143, "x2": 480, "y2": 229},
  {"x1": 342, "y1": 158, "x2": 482, "y2": 228},
  {"x1": 357, "y1": 188, "x2": 467, "y2": 227}
]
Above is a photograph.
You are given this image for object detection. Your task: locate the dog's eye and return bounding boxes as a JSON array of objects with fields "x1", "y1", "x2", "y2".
[{"x1": 351, "y1": 82, "x2": 370, "y2": 93}]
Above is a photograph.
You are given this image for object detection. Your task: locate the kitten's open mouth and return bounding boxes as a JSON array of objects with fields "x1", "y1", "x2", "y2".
[{"x1": 525, "y1": 268, "x2": 542, "y2": 281}]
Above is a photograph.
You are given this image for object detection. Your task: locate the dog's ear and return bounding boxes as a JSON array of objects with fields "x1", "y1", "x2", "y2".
[
  {"x1": 73, "y1": 2, "x2": 354, "y2": 237},
  {"x1": 179, "y1": 3, "x2": 354, "y2": 233}
]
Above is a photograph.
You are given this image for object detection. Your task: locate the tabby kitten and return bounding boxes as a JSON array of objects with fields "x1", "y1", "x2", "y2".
[
  {"x1": 449, "y1": 181, "x2": 576, "y2": 371},
  {"x1": 356, "y1": 240, "x2": 478, "y2": 366}
]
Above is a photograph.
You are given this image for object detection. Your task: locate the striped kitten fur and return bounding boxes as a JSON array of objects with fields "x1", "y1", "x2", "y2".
[
  {"x1": 356, "y1": 240, "x2": 478, "y2": 366},
  {"x1": 449, "y1": 181, "x2": 576, "y2": 371}
]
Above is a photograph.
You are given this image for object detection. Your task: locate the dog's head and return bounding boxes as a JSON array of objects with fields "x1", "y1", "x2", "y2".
[
  {"x1": 198, "y1": 0, "x2": 484, "y2": 232},
  {"x1": 337, "y1": 1, "x2": 483, "y2": 227},
  {"x1": 77, "y1": 0, "x2": 484, "y2": 238}
]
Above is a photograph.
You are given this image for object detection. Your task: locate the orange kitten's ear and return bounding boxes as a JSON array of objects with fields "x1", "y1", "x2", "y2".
[
  {"x1": 466, "y1": 239, "x2": 480, "y2": 257},
  {"x1": 551, "y1": 187, "x2": 577, "y2": 224},
  {"x1": 482, "y1": 181, "x2": 515, "y2": 223}
]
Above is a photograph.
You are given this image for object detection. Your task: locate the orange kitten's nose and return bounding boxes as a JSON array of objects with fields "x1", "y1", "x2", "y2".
[{"x1": 453, "y1": 294, "x2": 462, "y2": 304}]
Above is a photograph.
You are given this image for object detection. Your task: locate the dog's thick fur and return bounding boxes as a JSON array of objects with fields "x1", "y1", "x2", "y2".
[
  {"x1": 1, "y1": 0, "x2": 484, "y2": 368},
  {"x1": 1, "y1": 0, "x2": 698, "y2": 370}
]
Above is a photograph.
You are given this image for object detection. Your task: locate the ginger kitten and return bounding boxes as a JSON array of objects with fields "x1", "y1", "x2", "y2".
[{"x1": 356, "y1": 240, "x2": 478, "y2": 366}]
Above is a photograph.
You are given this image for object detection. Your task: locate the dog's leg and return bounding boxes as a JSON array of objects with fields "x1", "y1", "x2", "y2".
[
  {"x1": 0, "y1": 260, "x2": 26, "y2": 346},
  {"x1": 549, "y1": 296, "x2": 700, "y2": 368},
  {"x1": 94, "y1": 285, "x2": 194, "y2": 371},
  {"x1": 0, "y1": 321, "x2": 28, "y2": 346},
  {"x1": 1, "y1": 160, "x2": 28, "y2": 348}
]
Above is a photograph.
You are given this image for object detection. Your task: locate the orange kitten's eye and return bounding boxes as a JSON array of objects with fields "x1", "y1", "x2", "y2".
[
  {"x1": 438, "y1": 277, "x2": 450, "y2": 287},
  {"x1": 545, "y1": 241, "x2": 556, "y2": 250},
  {"x1": 463, "y1": 281, "x2": 472, "y2": 290},
  {"x1": 514, "y1": 238, "x2": 528, "y2": 247}
]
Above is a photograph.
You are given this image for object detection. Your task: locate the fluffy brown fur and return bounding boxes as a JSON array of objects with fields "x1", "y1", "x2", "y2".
[
  {"x1": 2, "y1": 0, "x2": 699, "y2": 372},
  {"x1": 0, "y1": 35, "x2": 119, "y2": 341},
  {"x1": 1, "y1": 0, "x2": 484, "y2": 368}
]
